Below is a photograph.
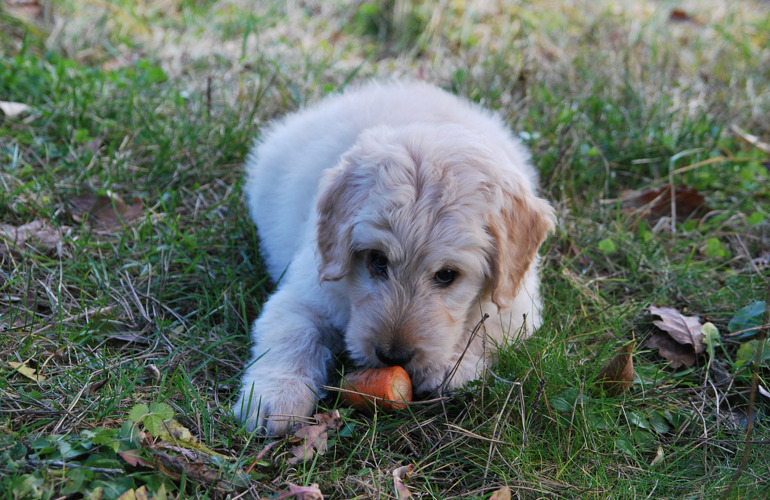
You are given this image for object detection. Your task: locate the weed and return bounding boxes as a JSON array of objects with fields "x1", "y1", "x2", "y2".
[{"x1": 1, "y1": 1, "x2": 768, "y2": 498}]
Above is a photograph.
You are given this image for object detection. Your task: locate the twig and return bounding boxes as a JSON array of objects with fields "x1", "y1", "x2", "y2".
[
  {"x1": 245, "y1": 440, "x2": 281, "y2": 474},
  {"x1": 523, "y1": 377, "x2": 546, "y2": 445},
  {"x1": 206, "y1": 76, "x2": 212, "y2": 118},
  {"x1": 439, "y1": 313, "x2": 489, "y2": 393},
  {"x1": 731, "y1": 124, "x2": 770, "y2": 154},
  {"x1": 528, "y1": 378, "x2": 546, "y2": 421},
  {"x1": 25, "y1": 459, "x2": 122, "y2": 475}
]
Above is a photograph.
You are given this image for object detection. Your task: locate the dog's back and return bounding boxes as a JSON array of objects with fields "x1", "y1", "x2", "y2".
[{"x1": 244, "y1": 81, "x2": 537, "y2": 281}]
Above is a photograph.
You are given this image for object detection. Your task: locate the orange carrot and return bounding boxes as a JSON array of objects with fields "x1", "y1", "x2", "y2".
[{"x1": 339, "y1": 366, "x2": 413, "y2": 411}]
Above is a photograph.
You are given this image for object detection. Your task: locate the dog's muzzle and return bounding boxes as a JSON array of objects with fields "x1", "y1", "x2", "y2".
[{"x1": 375, "y1": 345, "x2": 415, "y2": 366}]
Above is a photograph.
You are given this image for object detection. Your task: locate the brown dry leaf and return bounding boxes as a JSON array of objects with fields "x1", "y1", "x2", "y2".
[
  {"x1": 288, "y1": 410, "x2": 342, "y2": 464},
  {"x1": 87, "y1": 377, "x2": 110, "y2": 395},
  {"x1": 118, "y1": 449, "x2": 153, "y2": 468},
  {"x1": 646, "y1": 332, "x2": 696, "y2": 368},
  {"x1": 5, "y1": 1, "x2": 44, "y2": 21},
  {"x1": 393, "y1": 464, "x2": 415, "y2": 499},
  {"x1": 8, "y1": 361, "x2": 46, "y2": 382},
  {"x1": 274, "y1": 483, "x2": 323, "y2": 500},
  {"x1": 620, "y1": 184, "x2": 706, "y2": 222},
  {"x1": 116, "y1": 488, "x2": 135, "y2": 500},
  {"x1": 145, "y1": 363, "x2": 162, "y2": 383},
  {"x1": 669, "y1": 8, "x2": 699, "y2": 24},
  {"x1": 69, "y1": 191, "x2": 143, "y2": 231},
  {"x1": 597, "y1": 342, "x2": 635, "y2": 396},
  {"x1": 650, "y1": 306, "x2": 705, "y2": 353},
  {"x1": 0, "y1": 100, "x2": 32, "y2": 117},
  {"x1": 154, "y1": 451, "x2": 220, "y2": 484},
  {"x1": 650, "y1": 446, "x2": 665, "y2": 467},
  {"x1": 489, "y1": 485, "x2": 512, "y2": 500},
  {"x1": 1, "y1": 220, "x2": 66, "y2": 255}
]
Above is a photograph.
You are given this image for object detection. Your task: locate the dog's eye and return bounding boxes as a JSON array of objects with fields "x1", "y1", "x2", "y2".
[
  {"x1": 367, "y1": 250, "x2": 389, "y2": 278},
  {"x1": 434, "y1": 269, "x2": 457, "y2": 286}
]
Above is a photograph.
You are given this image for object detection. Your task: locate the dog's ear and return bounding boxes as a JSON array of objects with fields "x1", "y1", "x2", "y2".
[
  {"x1": 487, "y1": 190, "x2": 555, "y2": 308},
  {"x1": 316, "y1": 160, "x2": 369, "y2": 282}
]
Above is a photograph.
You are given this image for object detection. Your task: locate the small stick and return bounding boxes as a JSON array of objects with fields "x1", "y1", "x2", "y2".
[{"x1": 439, "y1": 313, "x2": 489, "y2": 393}]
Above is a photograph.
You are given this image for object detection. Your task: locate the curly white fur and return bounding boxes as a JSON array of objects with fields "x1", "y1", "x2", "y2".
[{"x1": 234, "y1": 81, "x2": 555, "y2": 435}]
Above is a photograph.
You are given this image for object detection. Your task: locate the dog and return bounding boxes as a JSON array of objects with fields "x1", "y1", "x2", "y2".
[{"x1": 234, "y1": 81, "x2": 555, "y2": 435}]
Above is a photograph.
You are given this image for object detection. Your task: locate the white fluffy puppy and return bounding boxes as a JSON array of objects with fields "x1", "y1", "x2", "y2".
[{"x1": 235, "y1": 81, "x2": 555, "y2": 435}]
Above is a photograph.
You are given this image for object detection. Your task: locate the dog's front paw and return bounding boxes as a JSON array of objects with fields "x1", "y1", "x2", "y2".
[{"x1": 233, "y1": 378, "x2": 319, "y2": 436}]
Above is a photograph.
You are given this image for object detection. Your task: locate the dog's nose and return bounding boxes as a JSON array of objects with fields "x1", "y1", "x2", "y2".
[{"x1": 375, "y1": 345, "x2": 414, "y2": 367}]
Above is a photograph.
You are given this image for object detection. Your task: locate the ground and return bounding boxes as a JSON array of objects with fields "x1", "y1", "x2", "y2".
[{"x1": 1, "y1": 1, "x2": 769, "y2": 498}]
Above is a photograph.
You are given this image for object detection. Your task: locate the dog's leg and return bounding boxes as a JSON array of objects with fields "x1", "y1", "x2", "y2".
[{"x1": 233, "y1": 285, "x2": 337, "y2": 436}]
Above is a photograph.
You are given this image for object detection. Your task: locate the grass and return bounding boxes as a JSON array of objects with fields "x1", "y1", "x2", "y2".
[{"x1": 1, "y1": 0, "x2": 769, "y2": 498}]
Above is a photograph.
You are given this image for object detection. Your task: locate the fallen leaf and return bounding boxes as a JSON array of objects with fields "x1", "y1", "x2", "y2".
[
  {"x1": 620, "y1": 184, "x2": 706, "y2": 222},
  {"x1": 116, "y1": 488, "x2": 136, "y2": 500},
  {"x1": 597, "y1": 342, "x2": 635, "y2": 396},
  {"x1": 728, "y1": 301, "x2": 765, "y2": 339},
  {"x1": 727, "y1": 408, "x2": 762, "y2": 430},
  {"x1": 650, "y1": 306, "x2": 705, "y2": 353},
  {"x1": 5, "y1": 0, "x2": 44, "y2": 21},
  {"x1": 1, "y1": 220, "x2": 66, "y2": 255},
  {"x1": 0, "y1": 100, "x2": 32, "y2": 117},
  {"x1": 87, "y1": 377, "x2": 110, "y2": 395},
  {"x1": 650, "y1": 445, "x2": 665, "y2": 467},
  {"x1": 69, "y1": 191, "x2": 143, "y2": 231},
  {"x1": 393, "y1": 464, "x2": 415, "y2": 499},
  {"x1": 118, "y1": 449, "x2": 153, "y2": 468},
  {"x1": 273, "y1": 483, "x2": 323, "y2": 500},
  {"x1": 158, "y1": 418, "x2": 193, "y2": 442},
  {"x1": 735, "y1": 340, "x2": 770, "y2": 368},
  {"x1": 154, "y1": 451, "x2": 220, "y2": 484},
  {"x1": 288, "y1": 410, "x2": 343, "y2": 464},
  {"x1": 646, "y1": 332, "x2": 696, "y2": 368},
  {"x1": 489, "y1": 485, "x2": 512, "y2": 500},
  {"x1": 8, "y1": 361, "x2": 46, "y2": 382},
  {"x1": 84, "y1": 318, "x2": 151, "y2": 345},
  {"x1": 669, "y1": 8, "x2": 699, "y2": 24},
  {"x1": 291, "y1": 424, "x2": 328, "y2": 462},
  {"x1": 145, "y1": 363, "x2": 162, "y2": 383}
]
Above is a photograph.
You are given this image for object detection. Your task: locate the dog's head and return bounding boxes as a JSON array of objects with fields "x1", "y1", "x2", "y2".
[{"x1": 316, "y1": 124, "x2": 555, "y2": 393}]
